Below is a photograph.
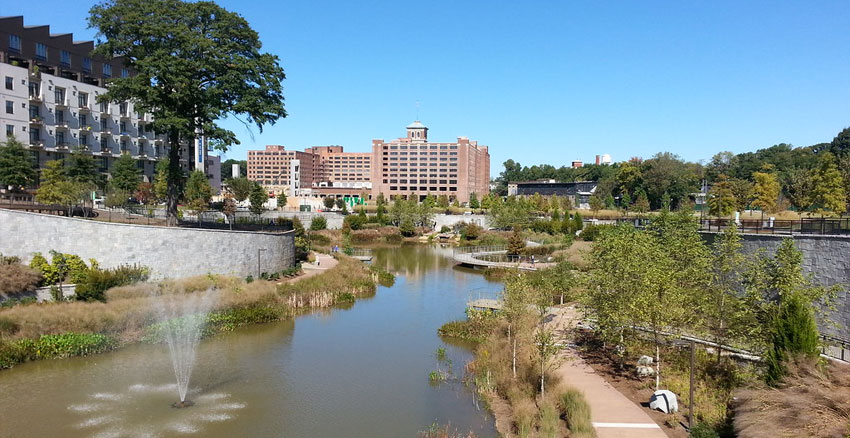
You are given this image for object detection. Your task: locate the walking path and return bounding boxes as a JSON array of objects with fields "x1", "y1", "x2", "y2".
[
  {"x1": 285, "y1": 252, "x2": 338, "y2": 284},
  {"x1": 548, "y1": 306, "x2": 669, "y2": 438}
]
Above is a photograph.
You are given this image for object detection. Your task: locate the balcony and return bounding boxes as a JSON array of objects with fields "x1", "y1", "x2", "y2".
[
  {"x1": 55, "y1": 122, "x2": 70, "y2": 130},
  {"x1": 120, "y1": 132, "x2": 131, "y2": 140},
  {"x1": 99, "y1": 107, "x2": 111, "y2": 117},
  {"x1": 100, "y1": 148, "x2": 113, "y2": 156},
  {"x1": 79, "y1": 125, "x2": 94, "y2": 133},
  {"x1": 119, "y1": 112, "x2": 131, "y2": 121},
  {"x1": 28, "y1": 93, "x2": 42, "y2": 104},
  {"x1": 29, "y1": 117, "x2": 44, "y2": 126},
  {"x1": 77, "y1": 145, "x2": 93, "y2": 154},
  {"x1": 29, "y1": 140, "x2": 44, "y2": 149},
  {"x1": 99, "y1": 127, "x2": 112, "y2": 135},
  {"x1": 78, "y1": 104, "x2": 92, "y2": 114},
  {"x1": 56, "y1": 142, "x2": 71, "y2": 151},
  {"x1": 54, "y1": 98, "x2": 69, "y2": 109}
]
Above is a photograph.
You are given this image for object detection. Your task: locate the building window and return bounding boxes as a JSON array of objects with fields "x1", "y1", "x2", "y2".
[
  {"x1": 57, "y1": 131, "x2": 65, "y2": 145},
  {"x1": 5, "y1": 101, "x2": 12, "y2": 114},
  {"x1": 78, "y1": 92, "x2": 88, "y2": 108},
  {"x1": 82, "y1": 57, "x2": 92, "y2": 73},
  {"x1": 80, "y1": 134, "x2": 88, "y2": 146},
  {"x1": 35, "y1": 43, "x2": 48, "y2": 61},
  {"x1": 100, "y1": 102, "x2": 109, "y2": 113},
  {"x1": 4, "y1": 77, "x2": 12, "y2": 90},
  {"x1": 121, "y1": 68, "x2": 129, "y2": 78},
  {"x1": 101, "y1": 119, "x2": 108, "y2": 131},
  {"x1": 28, "y1": 82, "x2": 39, "y2": 98},
  {"x1": 5, "y1": 125, "x2": 13, "y2": 137},
  {"x1": 60, "y1": 50, "x2": 71, "y2": 68},
  {"x1": 100, "y1": 137, "x2": 108, "y2": 151},
  {"x1": 29, "y1": 105, "x2": 39, "y2": 119},
  {"x1": 54, "y1": 87, "x2": 65, "y2": 105},
  {"x1": 30, "y1": 129, "x2": 40, "y2": 142},
  {"x1": 56, "y1": 110, "x2": 64, "y2": 125},
  {"x1": 80, "y1": 114, "x2": 88, "y2": 127},
  {"x1": 103, "y1": 63, "x2": 112, "y2": 78},
  {"x1": 8, "y1": 35, "x2": 22, "y2": 53}
]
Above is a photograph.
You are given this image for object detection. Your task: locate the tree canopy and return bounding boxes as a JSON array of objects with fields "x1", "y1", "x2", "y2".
[
  {"x1": 0, "y1": 137, "x2": 37, "y2": 189},
  {"x1": 88, "y1": 0, "x2": 286, "y2": 224}
]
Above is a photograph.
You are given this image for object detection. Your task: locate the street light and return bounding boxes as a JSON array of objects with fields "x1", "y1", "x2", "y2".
[{"x1": 257, "y1": 248, "x2": 267, "y2": 278}]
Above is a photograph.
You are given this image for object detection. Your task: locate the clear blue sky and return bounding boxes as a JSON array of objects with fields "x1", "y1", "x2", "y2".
[{"x1": 4, "y1": 1, "x2": 849, "y2": 176}]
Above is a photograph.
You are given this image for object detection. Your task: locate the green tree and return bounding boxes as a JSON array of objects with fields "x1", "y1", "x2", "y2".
[
  {"x1": 468, "y1": 192, "x2": 480, "y2": 209},
  {"x1": 375, "y1": 193, "x2": 387, "y2": 224},
  {"x1": 248, "y1": 182, "x2": 268, "y2": 217},
  {"x1": 729, "y1": 178, "x2": 753, "y2": 212},
  {"x1": 184, "y1": 170, "x2": 213, "y2": 213},
  {"x1": 310, "y1": 215, "x2": 327, "y2": 231},
  {"x1": 763, "y1": 292, "x2": 820, "y2": 386},
  {"x1": 89, "y1": 0, "x2": 286, "y2": 226},
  {"x1": 221, "y1": 158, "x2": 247, "y2": 179},
  {"x1": 228, "y1": 177, "x2": 253, "y2": 203},
  {"x1": 702, "y1": 225, "x2": 748, "y2": 360},
  {"x1": 809, "y1": 152, "x2": 846, "y2": 217},
  {"x1": 36, "y1": 161, "x2": 85, "y2": 214},
  {"x1": 109, "y1": 153, "x2": 141, "y2": 193},
  {"x1": 708, "y1": 176, "x2": 737, "y2": 217},
  {"x1": 66, "y1": 148, "x2": 102, "y2": 189},
  {"x1": 631, "y1": 189, "x2": 650, "y2": 214},
  {"x1": 620, "y1": 191, "x2": 632, "y2": 212},
  {"x1": 437, "y1": 194, "x2": 450, "y2": 209},
  {"x1": 751, "y1": 170, "x2": 781, "y2": 218},
  {"x1": 323, "y1": 197, "x2": 336, "y2": 210},
  {"x1": 153, "y1": 159, "x2": 170, "y2": 203},
  {"x1": 134, "y1": 182, "x2": 155, "y2": 205},
  {"x1": 0, "y1": 137, "x2": 37, "y2": 189},
  {"x1": 588, "y1": 193, "x2": 605, "y2": 214},
  {"x1": 841, "y1": 154, "x2": 850, "y2": 214},
  {"x1": 480, "y1": 193, "x2": 492, "y2": 210},
  {"x1": 784, "y1": 168, "x2": 814, "y2": 213}
]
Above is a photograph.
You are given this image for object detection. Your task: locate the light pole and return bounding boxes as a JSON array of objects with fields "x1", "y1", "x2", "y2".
[{"x1": 257, "y1": 248, "x2": 267, "y2": 278}]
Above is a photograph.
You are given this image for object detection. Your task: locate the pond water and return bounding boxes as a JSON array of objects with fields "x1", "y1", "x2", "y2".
[{"x1": 0, "y1": 245, "x2": 501, "y2": 438}]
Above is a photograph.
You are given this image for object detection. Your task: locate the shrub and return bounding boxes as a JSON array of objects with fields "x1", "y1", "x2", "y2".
[
  {"x1": 577, "y1": 223, "x2": 612, "y2": 241},
  {"x1": 310, "y1": 216, "x2": 328, "y2": 231},
  {"x1": 308, "y1": 232, "x2": 331, "y2": 246},
  {"x1": 384, "y1": 233, "x2": 403, "y2": 244},
  {"x1": 460, "y1": 223, "x2": 483, "y2": 240},
  {"x1": 440, "y1": 225, "x2": 451, "y2": 234},
  {"x1": 75, "y1": 265, "x2": 150, "y2": 302},
  {"x1": 0, "y1": 262, "x2": 42, "y2": 297},
  {"x1": 689, "y1": 423, "x2": 720, "y2": 438},
  {"x1": 343, "y1": 214, "x2": 366, "y2": 231},
  {"x1": 0, "y1": 333, "x2": 117, "y2": 368}
]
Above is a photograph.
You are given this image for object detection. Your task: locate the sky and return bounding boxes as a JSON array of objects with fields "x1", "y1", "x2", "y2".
[{"x1": 3, "y1": 1, "x2": 849, "y2": 176}]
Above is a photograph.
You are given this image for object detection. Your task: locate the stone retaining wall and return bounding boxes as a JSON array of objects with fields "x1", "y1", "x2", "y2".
[{"x1": 0, "y1": 209, "x2": 294, "y2": 280}]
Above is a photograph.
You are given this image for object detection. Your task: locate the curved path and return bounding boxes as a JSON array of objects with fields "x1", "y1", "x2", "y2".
[
  {"x1": 452, "y1": 245, "x2": 554, "y2": 271},
  {"x1": 548, "y1": 306, "x2": 670, "y2": 438}
]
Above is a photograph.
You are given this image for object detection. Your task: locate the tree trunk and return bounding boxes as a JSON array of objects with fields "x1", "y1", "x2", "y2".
[
  {"x1": 512, "y1": 326, "x2": 517, "y2": 380},
  {"x1": 655, "y1": 342, "x2": 660, "y2": 391},
  {"x1": 540, "y1": 361, "x2": 545, "y2": 398},
  {"x1": 166, "y1": 132, "x2": 181, "y2": 226}
]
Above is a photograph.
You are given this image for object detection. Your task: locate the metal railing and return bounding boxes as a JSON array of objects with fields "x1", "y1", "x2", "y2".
[{"x1": 699, "y1": 218, "x2": 850, "y2": 236}]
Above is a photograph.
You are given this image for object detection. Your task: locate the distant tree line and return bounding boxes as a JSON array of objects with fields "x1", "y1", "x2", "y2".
[{"x1": 494, "y1": 127, "x2": 850, "y2": 216}]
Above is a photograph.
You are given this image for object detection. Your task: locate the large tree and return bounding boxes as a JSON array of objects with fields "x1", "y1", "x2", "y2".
[
  {"x1": 0, "y1": 137, "x2": 37, "y2": 189},
  {"x1": 751, "y1": 170, "x2": 781, "y2": 218},
  {"x1": 809, "y1": 152, "x2": 846, "y2": 217},
  {"x1": 89, "y1": 0, "x2": 286, "y2": 225},
  {"x1": 227, "y1": 177, "x2": 254, "y2": 203}
]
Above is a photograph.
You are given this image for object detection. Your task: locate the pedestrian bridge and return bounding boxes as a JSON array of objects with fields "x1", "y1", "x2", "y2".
[{"x1": 452, "y1": 245, "x2": 553, "y2": 271}]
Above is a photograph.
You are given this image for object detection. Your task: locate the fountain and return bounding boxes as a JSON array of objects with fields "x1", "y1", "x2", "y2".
[{"x1": 154, "y1": 289, "x2": 217, "y2": 407}]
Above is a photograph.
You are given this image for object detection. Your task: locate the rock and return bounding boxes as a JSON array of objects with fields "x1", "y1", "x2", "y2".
[
  {"x1": 649, "y1": 390, "x2": 678, "y2": 413},
  {"x1": 638, "y1": 355, "x2": 654, "y2": 366},
  {"x1": 636, "y1": 365, "x2": 655, "y2": 377}
]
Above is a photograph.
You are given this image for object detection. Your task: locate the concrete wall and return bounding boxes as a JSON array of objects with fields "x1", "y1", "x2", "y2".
[
  {"x1": 0, "y1": 209, "x2": 294, "y2": 280},
  {"x1": 260, "y1": 211, "x2": 345, "y2": 230},
  {"x1": 434, "y1": 214, "x2": 490, "y2": 231},
  {"x1": 707, "y1": 233, "x2": 850, "y2": 339}
]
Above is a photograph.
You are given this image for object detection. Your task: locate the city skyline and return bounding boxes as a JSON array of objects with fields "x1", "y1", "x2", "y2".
[{"x1": 4, "y1": 1, "x2": 849, "y2": 177}]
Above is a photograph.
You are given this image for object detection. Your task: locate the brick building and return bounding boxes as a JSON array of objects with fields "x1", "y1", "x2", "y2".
[
  {"x1": 246, "y1": 121, "x2": 490, "y2": 203},
  {"x1": 370, "y1": 121, "x2": 489, "y2": 203}
]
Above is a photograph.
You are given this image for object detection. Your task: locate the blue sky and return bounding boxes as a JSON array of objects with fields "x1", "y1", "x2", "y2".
[{"x1": 4, "y1": 1, "x2": 849, "y2": 176}]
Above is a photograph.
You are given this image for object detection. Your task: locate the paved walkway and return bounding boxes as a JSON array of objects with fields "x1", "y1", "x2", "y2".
[
  {"x1": 285, "y1": 252, "x2": 338, "y2": 284},
  {"x1": 548, "y1": 306, "x2": 669, "y2": 438}
]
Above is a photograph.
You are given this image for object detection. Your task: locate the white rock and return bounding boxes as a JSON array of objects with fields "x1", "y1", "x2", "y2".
[
  {"x1": 649, "y1": 390, "x2": 678, "y2": 413},
  {"x1": 637, "y1": 355, "x2": 654, "y2": 366},
  {"x1": 636, "y1": 366, "x2": 655, "y2": 377}
]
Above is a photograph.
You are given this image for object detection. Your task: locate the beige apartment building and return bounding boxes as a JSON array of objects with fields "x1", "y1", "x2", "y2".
[
  {"x1": 370, "y1": 121, "x2": 489, "y2": 203},
  {"x1": 246, "y1": 121, "x2": 490, "y2": 204}
]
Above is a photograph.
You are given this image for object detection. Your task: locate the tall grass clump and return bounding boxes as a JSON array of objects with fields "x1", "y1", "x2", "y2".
[
  {"x1": 559, "y1": 388, "x2": 596, "y2": 438},
  {"x1": 75, "y1": 264, "x2": 151, "y2": 302},
  {"x1": 0, "y1": 255, "x2": 42, "y2": 298}
]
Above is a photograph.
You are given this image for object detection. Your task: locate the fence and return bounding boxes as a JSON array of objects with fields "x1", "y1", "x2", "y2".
[{"x1": 698, "y1": 218, "x2": 850, "y2": 236}]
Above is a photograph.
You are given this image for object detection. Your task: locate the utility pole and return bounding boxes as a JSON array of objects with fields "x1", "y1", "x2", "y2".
[{"x1": 689, "y1": 340, "x2": 695, "y2": 430}]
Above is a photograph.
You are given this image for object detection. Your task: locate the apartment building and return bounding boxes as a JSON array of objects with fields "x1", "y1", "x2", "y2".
[
  {"x1": 0, "y1": 16, "x2": 219, "y2": 188},
  {"x1": 246, "y1": 145, "x2": 316, "y2": 195},
  {"x1": 370, "y1": 121, "x2": 489, "y2": 203}
]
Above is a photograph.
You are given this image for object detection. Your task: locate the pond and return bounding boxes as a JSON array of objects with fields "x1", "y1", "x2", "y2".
[{"x1": 0, "y1": 245, "x2": 501, "y2": 438}]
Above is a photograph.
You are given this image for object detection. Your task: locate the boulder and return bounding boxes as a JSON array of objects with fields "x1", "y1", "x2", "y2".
[
  {"x1": 636, "y1": 365, "x2": 655, "y2": 377},
  {"x1": 637, "y1": 355, "x2": 654, "y2": 366},
  {"x1": 649, "y1": 389, "x2": 678, "y2": 413}
]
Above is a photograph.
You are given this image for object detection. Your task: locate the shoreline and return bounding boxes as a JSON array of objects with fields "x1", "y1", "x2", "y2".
[{"x1": 0, "y1": 255, "x2": 385, "y2": 370}]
